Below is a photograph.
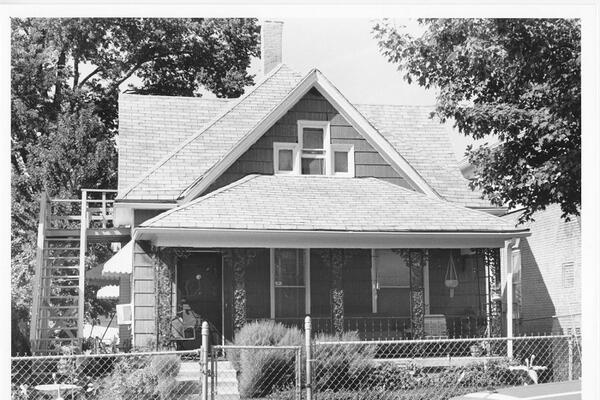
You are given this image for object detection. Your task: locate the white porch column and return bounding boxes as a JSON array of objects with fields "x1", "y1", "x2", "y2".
[{"x1": 506, "y1": 241, "x2": 514, "y2": 358}]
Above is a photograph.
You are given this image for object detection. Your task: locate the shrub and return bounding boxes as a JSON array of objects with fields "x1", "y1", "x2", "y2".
[
  {"x1": 229, "y1": 320, "x2": 303, "y2": 398},
  {"x1": 97, "y1": 355, "x2": 184, "y2": 400},
  {"x1": 149, "y1": 355, "x2": 181, "y2": 379},
  {"x1": 313, "y1": 331, "x2": 376, "y2": 391}
]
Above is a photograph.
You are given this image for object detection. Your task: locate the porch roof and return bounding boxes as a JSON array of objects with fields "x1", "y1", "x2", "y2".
[{"x1": 139, "y1": 175, "x2": 526, "y2": 235}]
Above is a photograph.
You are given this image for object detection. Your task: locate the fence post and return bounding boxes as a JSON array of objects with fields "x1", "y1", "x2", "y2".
[
  {"x1": 568, "y1": 335, "x2": 574, "y2": 381},
  {"x1": 295, "y1": 347, "x2": 302, "y2": 400},
  {"x1": 305, "y1": 316, "x2": 313, "y2": 400},
  {"x1": 201, "y1": 321, "x2": 210, "y2": 400}
]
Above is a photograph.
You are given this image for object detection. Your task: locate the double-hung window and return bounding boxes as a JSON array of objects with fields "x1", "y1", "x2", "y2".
[
  {"x1": 298, "y1": 121, "x2": 329, "y2": 175},
  {"x1": 273, "y1": 120, "x2": 354, "y2": 176}
]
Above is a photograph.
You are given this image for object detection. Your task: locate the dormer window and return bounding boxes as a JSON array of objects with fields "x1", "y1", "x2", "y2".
[{"x1": 273, "y1": 120, "x2": 354, "y2": 176}]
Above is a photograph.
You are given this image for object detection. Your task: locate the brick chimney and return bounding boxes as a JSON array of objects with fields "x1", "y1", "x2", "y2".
[{"x1": 261, "y1": 20, "x2": 283, "y2": 75}]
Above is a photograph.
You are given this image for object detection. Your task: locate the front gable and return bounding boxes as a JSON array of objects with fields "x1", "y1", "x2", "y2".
[{"x1": 203, "y1": 88, "x2": 416, "y2": 195}]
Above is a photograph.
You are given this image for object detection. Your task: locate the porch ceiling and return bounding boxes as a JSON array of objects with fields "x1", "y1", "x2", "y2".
[{"x1": 136, "y1": 175, "x2": 528, "y2": 248}]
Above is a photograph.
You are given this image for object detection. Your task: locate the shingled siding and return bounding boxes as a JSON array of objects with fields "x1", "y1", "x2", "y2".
[
  {"x1": 203, "y1": 88, "x2": 414, "y2": 194},
  {"x1": 132, "y1": 241, "x2": 156, "y2": 349}
]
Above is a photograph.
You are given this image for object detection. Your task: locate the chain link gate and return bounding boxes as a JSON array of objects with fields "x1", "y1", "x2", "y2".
[{"x1": 209, "y1": 345, "x2": 302, "y2": 400}]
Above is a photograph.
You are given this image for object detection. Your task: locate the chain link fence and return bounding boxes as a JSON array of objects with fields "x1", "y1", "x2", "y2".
[
  {"x1": 11, "y1": 349, "x2": 203, "y2": 400},
  {"x1": 11, "y1": 331, "x2": 581, "y2": 400},
  {"x1": 211, "y1": 345, "x2": 302, "y2": 400},
  {"x1": 312, "y1": 335, "x2": 581, "y2": 400}
]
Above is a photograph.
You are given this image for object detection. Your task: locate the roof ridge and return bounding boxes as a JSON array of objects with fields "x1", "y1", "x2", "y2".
[
  {"x1": 118, "y1": 64, "x2": 292, "y2": 200},
  {"x1": 355, "y1": 103, "x2": 437, "y2": 108},
  {"x1": 119, "y1": 93, "x2": 232, "y2": 102},
  {"x1": 139, "y1": 174, "x2": 260, "y2": 227}
]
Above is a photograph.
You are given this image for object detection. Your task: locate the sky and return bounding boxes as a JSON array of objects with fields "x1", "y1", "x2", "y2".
[{"x1": 244, "y1": 18, "x2": 474, "y2": 159}]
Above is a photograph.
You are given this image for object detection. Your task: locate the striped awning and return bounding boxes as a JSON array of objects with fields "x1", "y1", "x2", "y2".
[{"x1": 102, "y1": 241, "x2": 133, "y2": 278}]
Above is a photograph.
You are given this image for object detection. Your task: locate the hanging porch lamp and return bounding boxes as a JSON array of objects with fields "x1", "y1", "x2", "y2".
[{"x1": 445, "y1": 254, "x2": 459, "y2": 298}]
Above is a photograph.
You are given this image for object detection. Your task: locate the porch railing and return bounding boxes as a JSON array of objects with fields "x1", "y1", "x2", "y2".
[{"x1": 248, "y1": 314, "x2": 487, "y2": 340}]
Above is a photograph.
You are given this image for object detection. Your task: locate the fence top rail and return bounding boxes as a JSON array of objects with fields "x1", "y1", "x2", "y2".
[
  {"x1": 314, "y1": 334, "x2": 579, "y2": 346},
  {"x1": 12, "y1": 348, "x2": 202, "y2": 361},
  {"x1": 214, "y1": 345, "x2": 302, "y2": 350}
]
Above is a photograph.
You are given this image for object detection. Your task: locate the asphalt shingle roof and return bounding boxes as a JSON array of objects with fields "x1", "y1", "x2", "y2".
[
  {"x1": 118, "y1": 95, "x2": 230, "y2": 193},
  {"x1": 141, "y1": 175, "x2": 520, "y2": 233},
  {"x1": 355, "y1": 104, "x2": 490, "y2": 208},
  {"x1": 119, "y1": 65, "x2": 303, "y2": 201},
  {"x1": 117, "y1": 64, "x2": 490, "y2": 208}
]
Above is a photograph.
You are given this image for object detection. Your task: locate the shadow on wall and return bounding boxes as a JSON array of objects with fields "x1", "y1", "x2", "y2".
[{"x1": 518, "y1": 237, "x2": 556, "y2": 335}]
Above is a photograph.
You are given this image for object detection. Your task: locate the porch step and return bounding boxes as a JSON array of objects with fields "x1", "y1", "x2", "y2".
[{"x1": 176, "y1": 361, "x2": 240, "y2": 399}]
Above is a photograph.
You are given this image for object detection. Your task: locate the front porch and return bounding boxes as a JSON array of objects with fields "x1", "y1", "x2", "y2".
[{"x1": 131, "y1": 245, "x2": 504, "y2": 349}]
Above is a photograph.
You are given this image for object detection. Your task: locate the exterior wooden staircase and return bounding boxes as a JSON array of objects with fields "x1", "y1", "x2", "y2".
[{"x1": 29, "y1": 189, "x2": 129, "y2": 354}]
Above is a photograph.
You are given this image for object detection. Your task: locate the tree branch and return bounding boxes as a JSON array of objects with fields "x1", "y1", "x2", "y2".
[{"x1": 78, "y1": 66, "x2": 103, "y2": 88}]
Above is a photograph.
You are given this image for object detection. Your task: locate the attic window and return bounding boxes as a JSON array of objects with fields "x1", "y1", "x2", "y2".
[
  {"x1": 299, "y1": 121, "x2": 329, "y2": 175},
  {"x1": 272, "y1": 120, "x2": 353, "y2": 176}
]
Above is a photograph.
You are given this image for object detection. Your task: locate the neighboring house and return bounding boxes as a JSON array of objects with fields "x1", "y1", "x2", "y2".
[
  {"x1": 29, "y1": 22, "x2": 530, "y2": 354},
  {"x1": 459, "y1": 161, "x2": 581, "y2": 336}
]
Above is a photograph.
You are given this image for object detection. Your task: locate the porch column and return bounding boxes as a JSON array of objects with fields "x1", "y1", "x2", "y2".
[
  {"x1": 224, "y1": 249, "x2": 259, "y2": 333},
  {"x1": 152, "y1": 247, "x2": 177, "y2": 350},
  {"x1": 405, "y1": 249, "x2": 426, "y2": 339},
  {"x1": 331, "y1": 250, "x2": 344, "y2": 336},
  {"x1": 483, "y1": 248, "x2": 503, "y2": 337}
]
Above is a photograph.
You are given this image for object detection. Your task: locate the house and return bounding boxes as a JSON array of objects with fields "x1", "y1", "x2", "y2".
[
  {"x1": 29, "y1": 21, "x2": 530, "y2": 354},
  {"x1": 459, "y1": 161, "x2": 581, "y2": 336}
]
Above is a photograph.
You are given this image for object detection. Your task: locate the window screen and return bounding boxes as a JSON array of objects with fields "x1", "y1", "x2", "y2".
[
  {"x1": 278, "y1": 149, "x2": 294, "y2": 171},
  {"x1": 334, "y1": 151, "x2": 349, "y2": 173},
  {"x1": 302, "y1": 128, "x2": 324, "y2": 150},
  {"x1": 301, "y1": 157, "x2": 325, "y2": 175},
  {"x1": 274, "y1": 249, "x2": 306, "y2": 318}
]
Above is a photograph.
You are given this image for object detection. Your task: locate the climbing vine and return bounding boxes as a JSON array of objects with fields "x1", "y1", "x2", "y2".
[
  {"x1": 394, "y1": 249, "x2": 428, "y2": 339},
  {"x1": 152, "y1": 246, "x2": 176, "y2": 349}
]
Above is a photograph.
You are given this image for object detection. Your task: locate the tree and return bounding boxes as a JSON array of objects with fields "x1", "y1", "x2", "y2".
[
  {"x1": 11, "y1": 18, "x2": 261, "y2": 353},
  {"x1": 373, "y1": 19, "x2": 580, "y2": 222}
]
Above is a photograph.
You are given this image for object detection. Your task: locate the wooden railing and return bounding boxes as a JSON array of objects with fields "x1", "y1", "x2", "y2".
[{"x1": 46, "y1": 189, "x2": 118, "y2": 231}]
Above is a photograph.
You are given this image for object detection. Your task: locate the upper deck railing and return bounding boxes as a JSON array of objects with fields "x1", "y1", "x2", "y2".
[{"x1": 45, "y1": 189, "x2": 118, "y2": 232}]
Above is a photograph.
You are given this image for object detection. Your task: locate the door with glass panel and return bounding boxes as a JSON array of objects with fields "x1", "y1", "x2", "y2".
[{"x1": 272, "y1": 249, "x2": 307, "y2": 320}]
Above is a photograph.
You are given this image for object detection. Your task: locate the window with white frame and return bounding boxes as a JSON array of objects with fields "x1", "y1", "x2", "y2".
[
  {"x1": 272, "y1": 120, "x2": 354, "y2": 176},
  {"x1": 271, "y1": 249, "x2": 309, "y2": 318},
  {"x1": 274, "y1": 142, "x2": 298, "y2": 174}
]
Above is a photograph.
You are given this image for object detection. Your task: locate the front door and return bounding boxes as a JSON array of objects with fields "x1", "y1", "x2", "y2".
[{"x1": 177, "y1": 252, "x2": 222, "y2": 346}]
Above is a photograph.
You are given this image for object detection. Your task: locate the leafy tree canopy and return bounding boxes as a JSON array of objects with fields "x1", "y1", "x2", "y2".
[
  {"x1": 11, "y1": 18, "x2": 260, "y2": 350},
  {"x1": 374, "y1": 19, "x2": 580, "y2": 222}
]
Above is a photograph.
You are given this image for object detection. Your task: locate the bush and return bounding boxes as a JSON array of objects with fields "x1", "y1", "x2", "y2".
[
  {"x1": 313, "y1": 331, "x2": 376, "y2": 391},
  {"x1": 229, "y1": 320, "x2": 303, "y2": 398},
  {"x1": 149, "y1": 355, "x2": 181, "y2": 379},
  {"x1": 97, "y1": 355, "x2": 183, "y2": 400}
]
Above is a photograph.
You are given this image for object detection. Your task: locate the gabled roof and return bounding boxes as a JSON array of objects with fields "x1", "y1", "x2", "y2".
[
  {"x1": 355, "y1": 104, "x2": 490, "y2": 208},
  {"x1": 117, "y1": 64, "x2": 491, "y2": 208},
  {"x1": 140, "y1": 175, "x2": 521, "y2": 233},
  {"x1": 118, "y1": 95, "x2": 230, "y2": 193},
  {"x1": 118, "y1": 64, "x2": 303, "y2": 201}
]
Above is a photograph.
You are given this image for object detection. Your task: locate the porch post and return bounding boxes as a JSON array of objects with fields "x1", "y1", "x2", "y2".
[
  {"x1": 226, "y1": 249, "x2": 258, "y2": 333},
  {"x1": 331, "y1": 249, "x2": 344, "y2": 336},
  {"x1": 484, "y1": 248, "x2": 503, "y2": 337},
  {"x1": 407, "y1": 250, "x2": 426, "y2": 339}
]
